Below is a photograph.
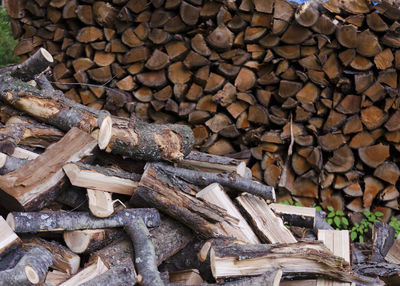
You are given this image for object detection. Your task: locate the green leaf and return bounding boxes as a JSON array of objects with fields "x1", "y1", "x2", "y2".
[
  {"x1": 336, "y1": 210, "x2": 345, "y2": 216},
  {"x1": 314, "y1": 206, "x2": 322, "y2": 211},
  {"x1": 375, "y1": 212, "x2": 384, "y2": 217},
  {"x1": 351, "y1": 232, "x2": 357, "y2": 241},
  {"x1": 327, "y1": 206, "x2": 334, "y2": 212},
  {"x1": 295, "y1": 202, "x2": 302, "y2": 207},
  {"x1": 334, "y1": 216, "x2": 341, "y2": 228},
  {"x1": 364, "y1": 211, "x2": 371, "y2": 217},
  {"x1": 327, "y1": 218, "x2": 333, "y2": 225},
  {"x1": 359, "y1": 235, "x2": 364, "y2": 243},
  {"x1": 342, "y1": 217, "x2": 349, "y2": 226},
  {"x1": 328, "y1": 212, "x2": 335, "y2": 218}
]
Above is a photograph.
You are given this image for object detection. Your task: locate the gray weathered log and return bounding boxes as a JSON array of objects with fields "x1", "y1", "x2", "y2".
[
  {"x1": 7, "y1": 208, "x2": 161, "y2": 233},
  {"x1": 10, "y1": 48, "x2": 53, "y2": 82},
  {"x1": 125, "y1": 217, "x2": 164, "y2": 286},
  {"x1": 149, "y1": 162, "x2": 275, "y2": 201},
  {"x1": 0, "y1": 246, "x2": 53, "y2": 286}
]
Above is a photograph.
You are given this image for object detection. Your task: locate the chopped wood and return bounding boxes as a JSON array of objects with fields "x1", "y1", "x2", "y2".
[
  {"x1": 79, "y1": 259, "x2": 138, "y2": 286},
  {"x1": 63, "y1": 162, "x2": 140, "y2": 196},
  {"x1": 197, "y1": 184, "x2": 260, "y2": 244},
  {"x1": 0, "y1": 217, "x2": 20, "y2": 259},
  {"x1": 59, "y1": 257, "x2": 108, "y2": 286},
  {"x1": 236, "y1": 193, "x2": 297, "y2": 243},
  {"x1": 0, "y1": 127, "x2": 97, "y2": 211}
]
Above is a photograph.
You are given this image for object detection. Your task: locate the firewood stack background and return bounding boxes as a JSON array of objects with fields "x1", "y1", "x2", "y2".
[
  {"x1": 1, "y1": 0, "x2": 400, "y2": 284},
  {"x1": 5, "y1": 0, "x2": 400, "y2": 218}
]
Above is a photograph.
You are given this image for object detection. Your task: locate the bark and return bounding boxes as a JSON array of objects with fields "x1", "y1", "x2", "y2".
[
  {"x1": 7, "y1": 208, "x2": 161, "y2": 233},
  {"x1": 148, "y1": 162, "x2": 275, "y2": 201},
  {"x1": 372, "y1": 222, "x2": 396, "y2": 263},
  {"x1": 79, "y1": 259, "x2": 139, "y2": 286},
  {"x1": 125, "y1": 217, "x2": 164, "y2": 286},
  {"x1": 0, "y1": 246, "x2": 53, "y2": 286},
  {"x1": 0, "y1": 154, "x2": 29, "y2": 175}
]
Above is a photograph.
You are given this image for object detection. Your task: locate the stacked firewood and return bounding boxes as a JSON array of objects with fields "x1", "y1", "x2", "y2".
[
  {"x1": 1, "y1": 51, "x2": 399, "y2": 285},
  {"x1": 5, "y1": 0, "x2": 400, "y2": 218}
]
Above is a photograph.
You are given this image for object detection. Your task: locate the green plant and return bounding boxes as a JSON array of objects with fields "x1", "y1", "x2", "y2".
[
  {"x1": 389, "y1": 217, "x2": 400, "y2": 238},
  {"x1": 0, "y1": 8, "x2": 19, "y2": 67},
  {"x1": 326, "y1": 206, "x2": 349, "y2": 230},
  {"x1": 350, "y1": 211, "x2": 384, "y2": 243},
  {"x1": 281, "y1": 199, "x2": 303, "y2": 207}
]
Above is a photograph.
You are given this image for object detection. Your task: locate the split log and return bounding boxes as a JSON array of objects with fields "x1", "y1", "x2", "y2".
[
  {"x1": 6, "y1": 208, "x2": 161, "y2": 233},
  {"x1": 236, "y1": 193, "x2": 297, "y2": 243},
  {"x1": 86, "y1": 189, "x2": 114, "y2": 218},
  {"x1": 146, "y1": 162, "x2": 275, "y2": 201},
  {"x1": 23, "y1": 237, "x2": 80, "y2": 275},
  {"x1": 317, "y1": 230, "x2": 351, "y2": 285},
  {"x1": 63, "y1": 162, "x2": 140, "y2": 195},
  {"x1": 125, "y1": 217, "x2": 164, "y2": 286},
  {"x1": 210, "y1": 242, "x2": 381, "y2": 284},
  {"x1": 0, "y1": 123, "x2": 63, "y2": 155},
  {"x1": 385, "y1": 230, "x2": 400, "y2": 264},
  {"x1": 196, "y1": 184, "x2": 260, "y2": 244},
  {"x1": 0, "y1": 127, "x2": 97, "y2": 211},
  {"x1": 269, "y1": 203, "x2": 315, "y2": 229},
  {"x1": 79, "y1": 259, "x2": 139, "y2": 286},
  {"x1": 59, "y1": 257, "x2": 108, "y2": 286},
  {"x1": 0, "y1": 217, "x2": 20, "y2": 259},
  {"x1": 0, "y1": 246, "x2": 53, "y2": 286},
  {"x1": 372, "y1": 222, "x2": 396, "y2": 263}
]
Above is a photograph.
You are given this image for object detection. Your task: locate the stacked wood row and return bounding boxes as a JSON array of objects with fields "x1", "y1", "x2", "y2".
[{"x1": 6, "y1": 0, "x2": 400, "y2": 215}]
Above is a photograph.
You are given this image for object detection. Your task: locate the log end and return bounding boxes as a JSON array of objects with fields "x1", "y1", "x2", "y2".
[
  {"x1": 24, "y1": 265, "x2": 40, "y2": 284},
  {"x1": 98, "y1": 115, "x2": 113, "y2": 150},
  {"x1": 39, "y1": 48, "x2": 54, "y2": 65},
  {"x1": 6, "y1": 213, "x2": 16, "y2": 232}
]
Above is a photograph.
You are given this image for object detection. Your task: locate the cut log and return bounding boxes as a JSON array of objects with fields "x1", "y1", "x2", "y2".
[
  {"x1": 236, "y1": 193, "x2": 297, "y2": 243},
  {"x1": 7, "y1": 208, "x2": 160, "y2": 233},
  {"x1": 63, "y1": 162, "x2": 140, "y2": 195},
  {"x1": 125, "y1": 217, "x2": 164, "y2": 286},
  {"x1": 179, "y1": 151, "x2": 247, "y2": 177},
  {"x1": 363, "y1": 176, "x2": 384, "y2": 208},
  {"x1": 0, "y1": 127, "x2": 97, "y2": 211},
  {"x1": 196, "y1": 184, "x2": 260, "y2": 244},
  {"x1": 0, "y1": 246, "x2": 53, "y2": 286},
  {"x1": 89, "y1": 217, "x2": 191, "y2": 267},
  {"x1": 269, "y1": 203, "x2": 316, "y2": 229},
  {"x1": 64, "y1": 229, "x2": 124, "y2": 254},
  {"x1": 23, "y1": 237, "x2": 80, "y2": 275},
  {"x1": 100, "y1": 116, "x2": 194, "y2": 162},
  {"x1": 10, "y1": 48, "x2": 53, "y2": 82}
]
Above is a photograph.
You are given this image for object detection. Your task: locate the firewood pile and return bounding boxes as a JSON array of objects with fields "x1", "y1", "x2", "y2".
[
  {"x1": 5, "y1": 0, "x2": 400, "y2": 218},
  {"x1": 0, "y1": 51, "x2": 399, "y2": 285}
]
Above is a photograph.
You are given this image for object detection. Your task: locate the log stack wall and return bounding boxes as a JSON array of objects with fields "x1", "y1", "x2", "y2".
[{"x1": 6, "y1": 0, "x2": 400, "y2": 215}]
